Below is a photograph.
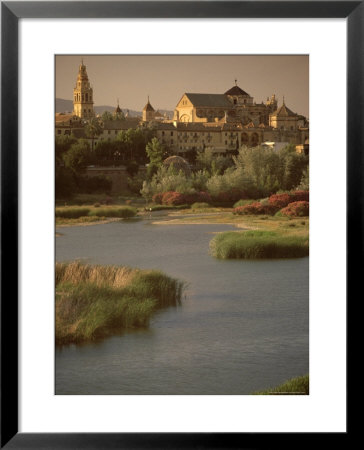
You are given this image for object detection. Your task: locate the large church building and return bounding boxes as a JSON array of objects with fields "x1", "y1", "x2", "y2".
[{"x1": 56, "y1": 62, "x2": 309, "y2": 156}]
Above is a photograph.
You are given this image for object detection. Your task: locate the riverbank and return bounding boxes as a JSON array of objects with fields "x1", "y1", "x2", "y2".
[
  {"x1": 56, "y1": 261, "x2": 184, "y2": 345},
  {"x1": 255, "y1": 374, "x2": 309, "y2": 395}
]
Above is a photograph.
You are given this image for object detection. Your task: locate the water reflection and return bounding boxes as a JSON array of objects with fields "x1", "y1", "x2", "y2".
[{"x1": 56, "y1": 220, "x2": 308, "y2": 395}]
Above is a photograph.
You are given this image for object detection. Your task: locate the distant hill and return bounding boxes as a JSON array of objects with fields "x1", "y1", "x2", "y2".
[{"x1": 55, "y1": 98, "x2": 173, "y2": 118}]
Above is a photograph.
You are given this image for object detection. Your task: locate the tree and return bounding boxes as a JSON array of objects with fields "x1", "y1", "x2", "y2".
[
  {"x1": 63, "y1": 139, "x2": 92, "y2": 175},
  {"x1": 146, "y1": 137, "x2": 165, "y2": 166},
  {"x1": 85, "y1": 118, "x2": 103, "y2": 151},
  {"x1": 101, "y1": 111, "x2": 114, "y2": 122}
]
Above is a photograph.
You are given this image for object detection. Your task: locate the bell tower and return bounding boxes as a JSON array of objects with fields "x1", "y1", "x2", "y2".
[{"x1": 73, "y1": 60, "x2": 94, "y2": 119}]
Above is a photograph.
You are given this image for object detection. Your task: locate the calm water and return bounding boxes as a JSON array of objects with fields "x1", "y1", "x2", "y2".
[{"x1": 56, "y1": 216, "x2": 308, "y2": 394}]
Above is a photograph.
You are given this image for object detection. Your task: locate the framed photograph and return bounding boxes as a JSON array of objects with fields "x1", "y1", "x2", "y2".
[{"x1": 1, "y1": 1, "x2": 357, "y2": 447}]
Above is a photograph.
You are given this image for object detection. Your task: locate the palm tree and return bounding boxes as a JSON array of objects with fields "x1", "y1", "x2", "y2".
[{"x1": 85, "y1": 118, "x2": 102, "y2": 151}]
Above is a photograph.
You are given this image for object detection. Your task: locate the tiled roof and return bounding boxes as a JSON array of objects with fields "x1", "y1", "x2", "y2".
[
  {"x1": 184, "y1": 93, "x2": 232, "y2": 108},
  {"x1": 224, "y1": 85, "x2": 250, "y2": 96},
  {"x1": 273, "y1": 103, "x2": 297, "y2": 117},
  {"x1": 143, "y1": 101, "x2": 155, "y2": 112}
]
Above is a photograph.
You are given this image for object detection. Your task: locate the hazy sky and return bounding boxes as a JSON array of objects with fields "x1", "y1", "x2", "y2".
[{"x1": 56, "y1": 55, "x2": 309, "y2": 116}]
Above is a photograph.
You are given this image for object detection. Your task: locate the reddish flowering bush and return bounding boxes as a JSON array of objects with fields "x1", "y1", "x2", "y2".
[
  {"x1": 268, "y1": 191, "x2": 309, "y2": 208},
  {"x1": 158, "y1": 191, "x2": 212, "y2": 206},
  {"x1": 152, "y1": 193, "x2": 164, "y2": 204},
  {"x1": 183, "y1": 191, "x2": 212, "y2": 205},
  {"x1": 233, "y1": 202, "x2": 278, "y2": 215},
  {"x1": 280, "y1": 201, "x2": 309, "y2": 217},
  {"x1": 212, "y1": 189, "x2": 247, "y2": 204},
  {"x1": 291, "y1": 190, "x2": 309, "y2": 202},
  {"x1": 162, "y1": 191, "x2": 186, "y2": 206},
  {"x1": 268, "y1": 193, "x2": 292, "y2": 208}
]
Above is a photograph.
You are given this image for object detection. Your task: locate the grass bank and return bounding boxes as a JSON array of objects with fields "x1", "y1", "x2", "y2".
[
  {"x1": 56, "y1": 261, "x2": 184, "y2": 345},
  {"x1": 56, "y1": 205, "x2": 137, "y2": 226},
  {"x1": 255, "y1": 375, "x2": 309, "y2": 395},
  {"x1": 210, "y1": 230, "x2": 309, "y2": 259}
]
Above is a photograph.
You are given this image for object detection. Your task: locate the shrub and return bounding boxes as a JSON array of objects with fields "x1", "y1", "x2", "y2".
[
  {"x1": 89, "y1": 206, "x2": 137, "y2": 218},
  {"x1": 162, "y1": 191, "x2": 186, "y2": 206},
  {"x1": 55, "y1": 207, "x2": 91, "y2": 218},
  {"x1": 291, "y1": 190, "x2": 309, "y2": 202},
  {"x1": 157, "y1": 191, "x2": 212, "y2": 206},
  {"x1": 268, "y1": 193, "x2": 292, "y2": 208},
  {"x1": 191, "y1": 202, "x2": 210, "y2": 209},
  {"x1": 280, "y1": 201, "x2": 309, "y2": 217},
  {"x1": 233, "y1": 202, "x2": 279, "y2": 216},
  {"x1": 211, "y1": 188, "x2": 246, "y2": 204},
  {"x1": 233, "y1": 199, "x2": 255, "y2": 208},
  {"x1": 152, "y1": 193, "x2": 164, "y2": 204}
]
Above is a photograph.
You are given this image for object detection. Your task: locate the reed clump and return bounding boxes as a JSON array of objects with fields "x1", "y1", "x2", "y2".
[
  {"x1": 56, "y1": 261, "x2": 183, "y2": 345},
  {"x1": 55, "y1": 208, "x2": 91, "y2": 218},
  {"x1": 209, "y1": 230, "x2": 309, "y2": 259},
  {"x1": 255, "y1": 375, "x2": 309, "y2": 395},
  {"x1": 88, "y1": 206, "x2": 137, "y2": 218}
]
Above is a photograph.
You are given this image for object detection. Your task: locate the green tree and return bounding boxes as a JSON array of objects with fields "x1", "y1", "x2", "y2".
[
  {"x1": 101, "y1": 111, "x2": 114, "y2": 122},
  {"x1": 63, "y1": 140, "x2": 92, "y2": 175},
  {"x1": 85, "y1": 118, "x2": 103, "y2": 151}
]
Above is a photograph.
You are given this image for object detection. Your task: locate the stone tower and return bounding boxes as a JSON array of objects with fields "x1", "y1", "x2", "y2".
[
  {"x1": 142, "y1": 96, "x2": 155, "y2": 122},
  {"x1": 73, "y1": 60, "x2": 94, "y2": 119}
]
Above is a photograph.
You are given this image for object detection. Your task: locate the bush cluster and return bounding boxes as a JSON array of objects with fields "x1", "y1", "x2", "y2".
[
  {"x1": 153, "y1": 191, "x2": 212, "y2": 206},
  {"x1": 233, "y1": 202, "x2": 279, "y2": 216},
  {"x1": 268, "y1": 190, "x2": 309, "y2": 208},
  {"x1": 280, "y1": 201, "x2": 309, "y2": 217}
]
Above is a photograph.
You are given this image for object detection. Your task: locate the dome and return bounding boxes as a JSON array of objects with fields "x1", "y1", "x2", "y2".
[{"x1": 163, "y1": 156, "x2": 191, "y2": 176}]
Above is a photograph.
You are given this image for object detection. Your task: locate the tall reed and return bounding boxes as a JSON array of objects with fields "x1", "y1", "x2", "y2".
[
  {"x1": 210, "y1": 230, "x2": 309, "y2": 259},
  {"x1": 56, "y1": 262, "x2": 183, "y2": 344}
]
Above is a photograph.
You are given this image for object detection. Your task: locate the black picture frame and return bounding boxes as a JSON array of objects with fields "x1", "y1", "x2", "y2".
[{"x1": 1, "y1": 1, "x2": 358, "y2": 448}]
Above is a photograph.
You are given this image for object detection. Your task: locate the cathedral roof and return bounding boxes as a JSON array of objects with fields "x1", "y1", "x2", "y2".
[
  {"x1": 143, "y1": 98, "x2": 155, "y2": 112},
  {"x1": 184, "y1": 93, "x2": 232, "y2": 108},
  {"x1": 273, "y1": 102, "x2": 297, "y2": 117},
  {"x1": 224, "y1": 85, "x2": 250, "y2": 97}
]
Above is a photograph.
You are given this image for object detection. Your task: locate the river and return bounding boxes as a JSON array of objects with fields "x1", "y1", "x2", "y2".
[{"x1": 56, "y1": 216, "x2": 308, "y2": 394}]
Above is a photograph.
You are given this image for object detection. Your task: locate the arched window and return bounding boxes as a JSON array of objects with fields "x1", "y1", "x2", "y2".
[
  {"x1": 251, "y1": 133, "x2": 259, "y2": 147},
  {"x1": 241, "y1": 133, "x2": 248, "y2": 144}
]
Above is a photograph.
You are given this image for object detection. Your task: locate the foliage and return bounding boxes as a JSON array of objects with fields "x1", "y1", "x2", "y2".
[
  {"x1": 233, "y1": 199, "x2": 255, "y2": 208},
  {"x1": 296, "y1": 167, "x2": 309, "y2": 191},
  {"x1": 209, "y1": 230, "x2": 309, "y2": 259},
  {"x1": 232, "y1": 145, "x2": 308, "y2": 196},
  {"x1": 55, "y1": 261, "x2": 184, "y2": 344},
  {"x1": 233, "y1": 202, "x2": 279, "y2": 215},
  {"x1": 141, "y1": 165, "x2": 209, "y2": 200},
  {"x1": 55, "y1": 208, "x2": 91, "y2": 218},
  {"x1": 88, "y1": 206, "x2": 137, "y2": 218},
  {"x1": 116, "y1": 128, "x2": 155, "y2": 163},
  {"x1": 77, "y1": 175, "x2": 112, "y2": 194},
  {"x1": 280, "y1": 201, "x2": 309, "y2": 217},
  {"x1": 191, "y1": 202, "x2": 211, "y2": 209},
  {"x1": 146, "y1": 137, "x2": 168, "y2": 176},
  {"x1": 85, "y1": 118, "x2": 103, "y2": 150},
  {"x1": 63, "y1": 139, "x2": 92, "y2": 175},
  {"x1": 195, "y1": 151, "x2": 233, "y2": 175},
  {"x1": 255, "y1": 375, "x2": 309, "y2": 395},
  {"x1": 127, "y1": 173, "x2": 145, "y2": 195}
]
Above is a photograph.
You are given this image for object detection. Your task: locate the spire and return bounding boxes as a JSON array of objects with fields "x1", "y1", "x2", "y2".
[
  {"x1": 234, "y1": 78, "x2": 238, "y2": 86},
  {"x1": 283, "y1": 95, "x2": 285, "y2": 105}
]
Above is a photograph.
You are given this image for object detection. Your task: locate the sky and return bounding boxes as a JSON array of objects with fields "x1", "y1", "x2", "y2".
[{"x1": 56, "y1": 55, "x2": 309, "y2": 117}]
